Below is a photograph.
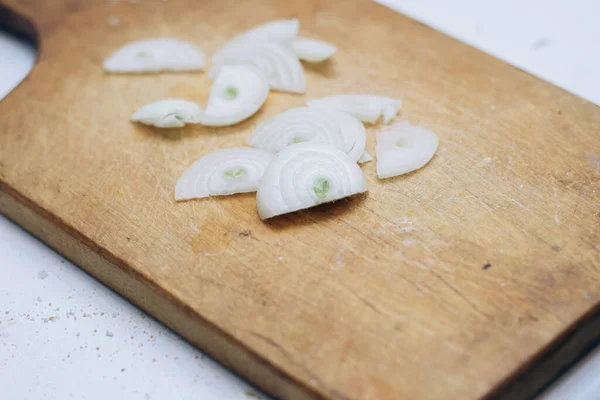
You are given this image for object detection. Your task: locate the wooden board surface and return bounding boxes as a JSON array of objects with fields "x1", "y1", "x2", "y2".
[{"x1": 1, "y1": 1, "x2": 599, "y2": 399}]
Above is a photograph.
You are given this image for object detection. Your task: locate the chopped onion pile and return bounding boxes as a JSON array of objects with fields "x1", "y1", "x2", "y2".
[
  {"x1": 103, "y1": 38, "x2": 205, "y2": 73},
  {"x1": 105, "y1": 20, "x2": 441, "y2": 220},
  {"x1": 376, "y1": 121, "x2": 439, "y2": 179},
  {"x1": 256, "y1": 143, "x2": 368, "y2": 219},
  {"x1": 175, "y1": 147, "x2": 274, "y2": 200},
  {"x1": 247, "y1": 107, "x2": 366, "y2": 162},
  {"x1": 289, "y1": 38, "x2": 337, "y2": 63},
  {"x1": 307, "y1": 95, "x2": 402, "y2": 124},
  {"x1": 211, "y1": 19, "x2": 338, "y2": 93},
  {"x1": 199, "y1": 64, "x2": 270, "y2": 127},
  {"x1": 210, "y1": 42, "x2": 306, "y2": 94},
  {"x1": 131, "y1": 99, "x2": 202, "y2": 128}
]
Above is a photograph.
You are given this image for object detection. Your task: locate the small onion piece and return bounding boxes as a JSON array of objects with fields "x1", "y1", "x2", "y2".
[
  {"x1": 376, "y1": 121, "x2": 439, "y2": 179},
  {"x1": 103, "y1": 38, "x2": 205, "y2": 73},
  {"x1": 175, "y1": 147, "x2": 274, "y2": 200},
  {"x1": 358, "y1": 151, "x2": 373, "y2": 164},
  {"x1": 213, "y1": 19, "x2": 299, "y2": 62},
  {"x1": 131, "y1": 99, "x2": 202, "y2": 128},
  {"x1": 247, "y1": 107, "x2": 366, "y2": 162},
  {"x1": 256, "y1": 143, "x2": 368, "y2": 219},
  {"x1": 210, "y1": 42, "x2": 306, "y2": 94},
  {"x1": 199, "y1": 64, "x2": 269, "y2": 127},
  {"x1": 289, "y1": 38, "x2": 337, "y2": 63},
  {"x1": 307, "y1": 95, "x2": 402, "y2": 124}
]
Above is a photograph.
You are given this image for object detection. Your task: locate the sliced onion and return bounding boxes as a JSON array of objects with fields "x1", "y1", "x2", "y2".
[
  {"x1": 103, "y1": 38, "x2": 205, "y2": 73},
  {"x1": 376, "y1": 121, "x2": 439, "y2": 179},
  {"x1": 256, "y1": 143, "x2": 368, "y2": 219},
  {"x1": 307, "y1": 95, "x2": 402, "y2": 124},
  {"x1": 289, "y1": 38, "x2": 337, "y2": 63},
  {"x1": 198, "y1": 64, "x2": 269, "y2": 127},
  {"x1": 358, "y1": 151, "x2": 372, "y2": 164},
  {"x1": 213, "y1": 19, "x2": 299, "y2": 61},
  {"x1": 247, "y1": 107, "x2": 366, "y2": 162},
  {"x1": 175, "y1": 147, "x2": 274, "y2": 200},
  {"x1": 131, "y1": 99, "x2": 202, "y2": 128},
  {"x1": 210, "y1": 42, "x2": 306, "y2": 94}
]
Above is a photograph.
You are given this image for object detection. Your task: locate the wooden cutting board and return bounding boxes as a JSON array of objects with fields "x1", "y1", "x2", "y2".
[{"x1": 1, "y1": 1, "x2": 599, "y2": 399}]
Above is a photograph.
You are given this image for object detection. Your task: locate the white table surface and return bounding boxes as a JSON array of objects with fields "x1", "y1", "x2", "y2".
[{"x1": 1, "y1": 1, "x2": 599, "y2": 399}]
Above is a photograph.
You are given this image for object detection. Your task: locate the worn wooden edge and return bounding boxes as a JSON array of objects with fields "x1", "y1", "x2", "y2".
[
  {"x1": 488, "y1": 300, "x2": 600, "y2": 399},
  {"x1": 0, "y1": 182, "x2": 328, "y2": 400},
  {"x1": 3, "y1": 181, "x2": 600, "y2": 400}
]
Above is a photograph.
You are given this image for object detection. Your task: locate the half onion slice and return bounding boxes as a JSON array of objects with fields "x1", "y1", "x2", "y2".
[
  {"x1": 376, "y1": 121, "x2": 439, "y2": 179},
  {"x1": 175, "y1": 147, "x2": 274, "y2": 200},
  {"x1": 257, "y1": 143, "x2": 368, "y2": 219}
]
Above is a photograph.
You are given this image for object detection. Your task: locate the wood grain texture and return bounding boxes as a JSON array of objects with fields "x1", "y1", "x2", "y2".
[{"x1": 1, "y1": 1, "x2": 599, "y2": 399}]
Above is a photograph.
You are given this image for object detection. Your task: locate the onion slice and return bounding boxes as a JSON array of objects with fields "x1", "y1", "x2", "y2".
[
  {"x1": 199, "y1": 64, "x2": 269, "y2": 127},
  {"x1": 376, "y1": 121, "x2": 439, "y2": 179},
  {"x1": 247, "y1": 107, "x2": 366, "y2": 162},
  {"x1": 103, "y1": 38, "x2": 205, "y2": 73},
  {"x1": 210, "y1": 42, "x2": 306, "y2": 94},
  {"x1": 289, "y1": 38, "x2": 337, "y2": 63},
  {"x1": 213, "y1": 19, "x2": 299, "y2": 61},
  {"x1": 131, "y1": 99, "x2": 202, "y2": 128},
  {"x1": 256, "y1": 143, "x2": 368, "y2": 219},
  {"x1": 307, "y1": 95, "x2": 402, "y2": 124},
  {"x1": 358, "y1": 151, "x2": 373, "y2": 164},
  {"x1": 175, "y1": 147, "x2": 274, "y2": 200}
]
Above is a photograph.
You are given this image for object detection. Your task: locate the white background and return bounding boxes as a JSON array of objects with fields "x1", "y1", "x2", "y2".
[{"x1": 1, "y1": 1, "x2": 599, "y2": 399}]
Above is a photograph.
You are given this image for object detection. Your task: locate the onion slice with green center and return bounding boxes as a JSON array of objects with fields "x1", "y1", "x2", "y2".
[
  {"x1": 256, "y1": 143, "x2": 368, "y2": 219},
  {"x1": 247, "y1": 107, "x2": 366, "y2": 162},
  {"x1": 210, "y1": 42, "x2": 306, "y2": 94},
  {"x1": 103, "y1": 38, "x2": 205, "y2": 73},
  {"x1": 131, "y1": 98, "x2": 202, "y2": 128},
  {"x1": 175, "y1": 147, "x2": 274, "y2": 200},
  {"x1": 199, "y1": 64, "x2": 269, "y2": 127},
  {"x1": 213, "y1": 19, "x2": 299, "y2": 62},
  {"x1": 376, "y1": 121, "x2": 439, "y2": 179},
  {"x1": 307, "y1": 95, "x2": 402, "y2": 124},
  {"x1": 289, "y1": 38, "x2": 337, "y2": 62}
]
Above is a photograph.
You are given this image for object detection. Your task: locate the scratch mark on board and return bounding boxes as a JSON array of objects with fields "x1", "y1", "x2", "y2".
[
  {"x1": 476, "y1": 157, "x2": 492, "y2": 167},
  {"x1": 511, "y1": 199, "x2": 525, "y2": 209},
  {"x1": 330, "y1": 249, "x2": 346, "y2": 272}
]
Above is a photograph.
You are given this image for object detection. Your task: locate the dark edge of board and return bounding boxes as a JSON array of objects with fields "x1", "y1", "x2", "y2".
[
  {"x1": 0, "y1": 2, "x2": 39, "y2": 47},
  {"x1": 487, "y1": 303, "x2": 600, "y2": 399}
]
